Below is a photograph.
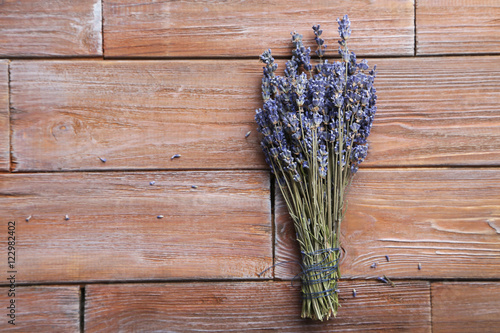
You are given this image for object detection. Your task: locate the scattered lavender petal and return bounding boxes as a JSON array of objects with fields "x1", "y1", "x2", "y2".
[{"x1": 377, "y1": 276, "x2": 388, "y2": 284}]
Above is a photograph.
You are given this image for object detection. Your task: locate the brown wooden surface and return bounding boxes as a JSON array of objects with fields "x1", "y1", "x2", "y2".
[
  {"x1": 0, "y1": 171, "x2": 272, "y2": 283},
  {"x1": 1, "y1": 2, "x2": 499, "y2": 330},
  {"x1": 85, "y1": 281, "x2": 431, "y2": 332},
  {"x1": 0, "y1": 286, "x2": 80, "y2": 332},
  {"x1": 0, "y1": 60, "x2": 8, "y2": 171},
  {"x1": 366, "y1": 56, "x2": 500, "y2": 167},
  {"x1": 276, "y1": 168, "x2": 500, "y2": 280},
  {"x1": 417, "y1": 0, "x2": 500, "y2": 55},
  {"x1": 10, "y1": 56, "x2": 500, "y2": 171},
  {"x1": 10, "y1": 60, "x2": 265, "y2": 171},
  {"x1": 432, "y1": 282, "x2": 500, "y2": 332},
  {"x1": 0, "y1": 0, "x2": 102, "y2": 57},
  {"x1": 103, "y1": 0, "x2": 414, "y2": 58}
]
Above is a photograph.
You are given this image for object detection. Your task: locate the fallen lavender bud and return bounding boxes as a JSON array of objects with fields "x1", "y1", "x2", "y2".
[
  {"x1": 385, "y1": 255, "x2": 390, "y2": 262},
  {"x1": 150, "y1": 181, "x2": 156, "y2": 186},
  {"x1": 377, "y1": 276, "x2": 388, "y2": 284},
  {"x1": 64, "y1": 215, "x2": 70, "y2": 221},
  {"x1": 245, "y1": 131, "x2": 252, "y2": 138},
  {"x1": 171, "y1": 154, "x2": 181, "y2": 160},
  {"x1": 99, "y1": 157, "x2": 107, "y2": 163},
  {"x1": 352, "y1": 288, "x2": 357, "y2": 297},
  {"x1": 378, "y1": 275, "x2": 395, "y2": 287},
  {"x1": 25, "y1": 215, "x2": 32, "y2": 222},
  {"x1": 418, "y1": 263, "x2": 422, "y2": 270},
  {"x1": 157, "y1": 215, "x2": 164, "y2": 219},
  {"x1": 370, "y1": 263, "x2": 377, "y2": 269}
]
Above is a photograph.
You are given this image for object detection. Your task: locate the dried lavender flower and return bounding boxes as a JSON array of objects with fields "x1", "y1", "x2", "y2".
[{"x1": 255, "y1": 15, "x2": 377, "y2": 321}]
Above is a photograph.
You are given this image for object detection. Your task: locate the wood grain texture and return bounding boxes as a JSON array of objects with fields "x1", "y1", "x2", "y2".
[
  {"x1": 85, "y1": 281, "x2": 430, "y2": 332},
  {"x1": 366, "y1": 56, "x2": 500, "y2": 167},
  {"x1": 0, "y1": 171, "x2": 271, "y2": 283},
  {"x1": 0, "y1": 60, "x2": 8, "y2": 171},
  {"x1": 0, "y1": 0, "x2": 102, "y2": 57},
  {"x1": 10, "y1": 60, "x2": 265, "y2": 171},
  {"x1": 0, "y1": 286, "x2": 80, "y2": 332},
  {"x1": 275, "y1": 168, "x2": 500, "y2": 279},
  {"x1": 417, "y1": 0, "x2": 500, "y2": 55},
  {"x1": 103, "y1": 0, "x2": 414, "y2": 58},
  {"x1": 432, "y1": 282, "x2": 500, "y2": 333},
  {"x1": 10, "y1": 56, "x2": 500, "y2": 171}
]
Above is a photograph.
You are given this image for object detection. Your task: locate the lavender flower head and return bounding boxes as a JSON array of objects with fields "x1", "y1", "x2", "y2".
[{"x1": 255, "y1": 15, "x2": 377, "y2": 181}]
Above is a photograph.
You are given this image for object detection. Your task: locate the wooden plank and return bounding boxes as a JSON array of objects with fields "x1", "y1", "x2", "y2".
[
  {"x1": 10, "y1": 57, "x2": 500, "y2": 171},
  {"x1": 0, "y1": 0, "x2": 102, "y2": 57},
  {"x1": 85, "y1": 281, "x2": 430, "y2": 332},
  {"x1": 0, "y1": 60, "x2": 8, "y2": 171},
  {"x1": 0, "y1": 286, "x2": 80, "y2": 332},
  {"x1": 417, "y1": 0, "x2": 500, "y2": 55},
  {"x1": 10, "y1": 60, "x2": 266, "y2": 171},
  {"x1": 103, "y1": 0, "x2": 414, "y2": 57},
  {"x1": 366, "y1": 56, "x2": 500, "y2": 167},
  {"x1": 432, "y1": 282, "x2": 500, "y2": 333},
  {"x1": 0, "y1": 171, "x2": 271, "y2": 283},
  {"x1": 275, "y1": 168, "x2": 500, "y2": 279}
]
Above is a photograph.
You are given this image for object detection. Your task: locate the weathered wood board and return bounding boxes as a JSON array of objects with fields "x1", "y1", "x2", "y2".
[
  {"x1": 0, "y1": 60, "x2": 8, "y2": 171},
  {"x1": 10, "y1": 57, "x2": 500, "y2": 171},
  {"x1": 276, "y1": 168, "x2": 500, "y2": 279},
  {"x1": 103, "y1": 0, "x2": 414, "y2": 58},
  {"x1": 0, "y1": 0, "x2": 102, "y2": 57},
  {"x1": 0, "y1": 171, "x2": 272, "y2": 283},
  {"x1": 417, "y1": 0, "x2": 500, "y2": 55},
  {"x1": 432, "y1": 282, "x2": 500, "y2": 333},
  {"x1": 0, "y1": 286, "x2": 80, "y2": 332},
  {"x1": 85, "y1": 281, "x2": 430, "y2": 332}
]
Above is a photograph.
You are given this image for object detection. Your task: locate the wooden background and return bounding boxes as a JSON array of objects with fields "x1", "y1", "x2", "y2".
[{"x1": 0, "y1": 0, "x2": 499, "y2": 332}]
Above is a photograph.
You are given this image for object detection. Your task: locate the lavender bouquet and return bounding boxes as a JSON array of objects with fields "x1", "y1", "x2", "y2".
[{"x1": 255, "y1": 15, "x2": 377, "y2": 320}]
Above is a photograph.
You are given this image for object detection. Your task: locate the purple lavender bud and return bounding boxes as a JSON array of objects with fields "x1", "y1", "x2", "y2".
[{"x1": 337, "y1": 15, "x2": 351, "y2": 41}]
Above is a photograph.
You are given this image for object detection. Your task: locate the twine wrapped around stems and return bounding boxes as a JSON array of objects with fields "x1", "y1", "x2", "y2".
[{"x1": 255, "y1": 15, "x2": 377, "y2": 321}]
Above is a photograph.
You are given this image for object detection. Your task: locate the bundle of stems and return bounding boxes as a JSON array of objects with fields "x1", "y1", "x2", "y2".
[{"x1": 255, "y1": 15, "x2": 377, "y2": 320}]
